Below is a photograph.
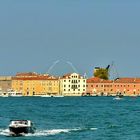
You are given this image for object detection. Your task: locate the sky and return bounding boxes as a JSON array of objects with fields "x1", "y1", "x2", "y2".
[{"x1": 0, "y1": 0, "x2": 140, "y2": 77}]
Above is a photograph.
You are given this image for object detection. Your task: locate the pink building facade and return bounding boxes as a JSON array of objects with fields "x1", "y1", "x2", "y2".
[{"x1": 86, "y1": 77, "x2": 140, "y2": 96}]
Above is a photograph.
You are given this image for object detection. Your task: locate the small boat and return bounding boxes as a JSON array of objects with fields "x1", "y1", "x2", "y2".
[
  {"x1": 41, "y1": 95, "x2": 64, "y2": 97},
  {"x1": 113, "y1": 96, "x2": 122, "y2": 100},
  {"x1": 53, "y1": 95, "x2": 64, "y2": 97},
  {"x1": 9, "y1": 120, "x2": 35, "y2": 136},
  {"x1": 1, "y1": 92, "x2": 9, "y2": 97},
  {"x1": 7, "y1": 89, "x2": 22, "y2": 97},
  {"x1": 41, "y1": 95, "x2": 52, "y2": 97},
  {"x1": 113, "y1": 94, "x2": 123, "y2": 100}
]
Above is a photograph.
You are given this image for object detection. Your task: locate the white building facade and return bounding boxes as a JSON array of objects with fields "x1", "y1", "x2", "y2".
[{"x1": 60, "y1": 73, "x2": 86, "y2": 96}]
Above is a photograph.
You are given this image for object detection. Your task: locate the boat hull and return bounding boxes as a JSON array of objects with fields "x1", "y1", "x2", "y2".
[{"x1": 9, "y1": 126, "x2": 35, "y2": 136}]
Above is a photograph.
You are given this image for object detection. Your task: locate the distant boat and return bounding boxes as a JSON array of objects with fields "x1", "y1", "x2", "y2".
[
  {"x1": 53, "y1": 95, "x2": 64, "y2": 97},
  {"x1": 41, "y1": 95, "x2": 52, "y2": 97},
  {"x1": 41, "y1": 94, "x2": 64, "y2": 97},
  {"x1": 7, "y1": 89, "x2": 22, "y2": 97},
  {"x1": 0, "y1": 92, "x2": 9, "y2": 97},
  {"x1": 113, "y1": 93, "x2": 123, "y2": 100},
  {"x1": 113, "y1": 96, "x2": 122, "y2": 100},
  {"x1": 81, "y1": 93, "x2": 94, "y2": 97}
]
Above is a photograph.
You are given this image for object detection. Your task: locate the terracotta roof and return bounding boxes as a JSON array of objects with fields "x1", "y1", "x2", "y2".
[
  {"x1": 12, "y1": 74, "x2": 58, "y2": 80},
  {"x1": 62, "y1": 73, "x2": 71, "y2": 78},
  {"x1": 87, "y1": 77, "x2": 112, "y2": 83},
  {"x1": 12, "y1": 77, "x2": 58, "y2": 80},
  {"x1": 114, "y1": 78, "x2": 140, "y2": 83},
  {"x1": 16, "y1": 72, "x2": 39, "y2": 77},
  {"x1": 87, "y1": 77, "x2": 140, "y2": 83}
]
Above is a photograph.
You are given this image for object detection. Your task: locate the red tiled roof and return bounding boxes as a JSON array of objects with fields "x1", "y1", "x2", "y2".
[
  {"x1": 12, "y1": 77, "x2": 58, "y2": 80},
  {"x1": 12, "y1": 73, "x2": 58, "y2": 80},
  {"x1": 62, "y1": 73, "x2": 71, "y2": 78},
  {"x1": 16, "y1": 72, "x2": 39, "y2": 77},
  {"x1": 114, "y1": 78, "x2": 140, "y2": 83},
  {"x1": 87, "y1": 77, "x2": 113, "y2": 83},
  {"x1": 87, "y1": 77, "x2": 140, "y2": 83}
]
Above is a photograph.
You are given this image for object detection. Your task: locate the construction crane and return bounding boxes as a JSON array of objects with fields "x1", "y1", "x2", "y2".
[{"x1": 108, "y1": 61, "x2": 119, "y2": 80}]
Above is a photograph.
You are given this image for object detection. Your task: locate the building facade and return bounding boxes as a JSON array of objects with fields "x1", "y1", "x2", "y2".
[
  {"x1": 0, "y1": 76, "x2": 12, "y2": 92},
  {"x1": 12, "y1": 72, "x2": 59, "y2": 96},
  {"x1": 60, "y1": 73, "x2": 86, "y2": 96},
  {"x1": 86, "y1": 77, "x2": 140, "y2": 96}
]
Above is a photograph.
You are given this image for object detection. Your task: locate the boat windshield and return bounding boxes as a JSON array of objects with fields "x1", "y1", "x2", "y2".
[{"x1": 12, "y1": 120, "x2": 28, "y2": 125}]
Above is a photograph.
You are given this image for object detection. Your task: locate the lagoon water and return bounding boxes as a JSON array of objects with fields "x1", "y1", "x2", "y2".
[{"x1": 0, "y1": 97, "x2": 140, "y2": 140}]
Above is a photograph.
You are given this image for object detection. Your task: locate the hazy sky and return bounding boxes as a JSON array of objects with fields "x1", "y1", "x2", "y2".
[{"x1": 0, "y1": 0, "x2": 140, "y2": 77}]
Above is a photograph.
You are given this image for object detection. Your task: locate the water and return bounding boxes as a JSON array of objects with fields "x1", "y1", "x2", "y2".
[{"x1": 0, "y1": 97, "x2": 140, "y2": 140}]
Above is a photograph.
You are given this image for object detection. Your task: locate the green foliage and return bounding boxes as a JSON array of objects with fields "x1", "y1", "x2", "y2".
[{"x1": 94, "y1": 68, "x2": 109, "y2": 80}]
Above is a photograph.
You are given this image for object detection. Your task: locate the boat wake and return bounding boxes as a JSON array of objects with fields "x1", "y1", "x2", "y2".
[
  {"x1": 0, "y1": 129, "x2": 9, "y2": 136},
  {"x1": 0, "y1": 127, "x2": 98, "y2": 137}
]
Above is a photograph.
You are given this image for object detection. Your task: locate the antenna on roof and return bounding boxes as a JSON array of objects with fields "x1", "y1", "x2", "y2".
[{"x1": 84, "y1": 73, "x2": 88, "y2": 78}]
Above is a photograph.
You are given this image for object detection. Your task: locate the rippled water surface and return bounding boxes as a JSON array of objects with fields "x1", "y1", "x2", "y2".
[{"x1": 0, "y1": 97, "x2": 140, "y2": 140}]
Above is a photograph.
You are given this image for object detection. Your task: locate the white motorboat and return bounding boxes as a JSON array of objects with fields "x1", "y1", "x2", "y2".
[
  {"x1": 7, "y1": 89, "x2": 22, "y2": 97},
  {"x1": 9, "y1": 120, "x2": 35, "y2": 136},
  {"x1": 53, "y1": 95, "x2": 64, "y2": 97},
  {"x1": 41, "y1": 95, "x2": 52, "y2": 97},
  {"x1": 41, "y1": 95, "x2": 64, "y2": 97},
  {"x1": 113, "y1": 95, "x2": 123, "y2": 100},
  {"x1": 0, "y1": 92, "x2": 9, "y2": 97}
]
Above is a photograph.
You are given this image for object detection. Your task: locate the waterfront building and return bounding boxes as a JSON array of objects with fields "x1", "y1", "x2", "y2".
[
  {"x1": 60, "y1": 73, "x2": 86, "y2": 96},
  {"x1": 12, "y1": 72, "x2": 59, "y2": 96},
  {"x1": 0, "y1": 76, "x2": 12, "y2": 92},
  {"x1": 86, "y1": 77, "x2": 140, "y2": 96}
]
